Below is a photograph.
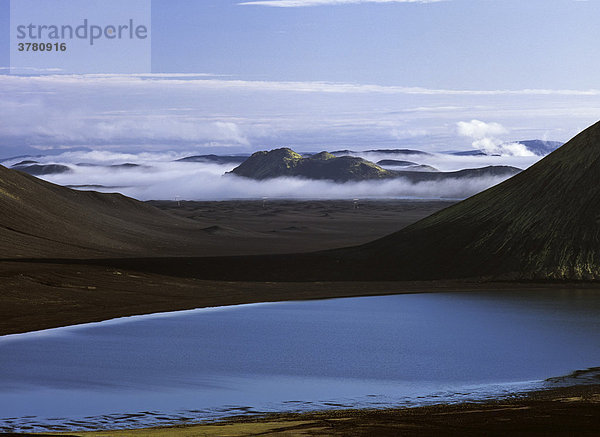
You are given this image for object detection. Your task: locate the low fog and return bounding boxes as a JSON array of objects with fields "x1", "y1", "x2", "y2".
[
  {"x1": 348, "y1": 150, "x2": 539, "y2": 172},
  {"x1": 2, "y1": 149, "x2": 540, "y2": 201}
]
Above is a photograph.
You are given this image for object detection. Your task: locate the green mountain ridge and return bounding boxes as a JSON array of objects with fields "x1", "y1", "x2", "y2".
[
  {"x1": 229, "y1": 147, "x2": 521, "y2": 182},
  {"x1": 229, "y1": 148, "x2": 394, "y2": 182}
]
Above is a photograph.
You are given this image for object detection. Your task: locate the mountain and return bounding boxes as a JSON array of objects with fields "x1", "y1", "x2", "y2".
[
  {"x1": 393, "y1": 165, "x2": 520, "y2": 182},
  {"x1": 450, "y1": 150, "x2": 492, "y2": 157},
  {"x1": 377, "y1": 160, "x2": 439, "y2": 172},
  {"x1": 0, "y1": 164, "x2": 226, "y2": 258},
  {"x1": 3, "y1": 124, "x2": 599, "y2": 338},
  {"x1": 348, "y1": 124, "x2": 600, "y2": 280},
  {"x1": 400, "y1": 165, "x2": 439, "y2": 172},
  {"x1": 229, "y1": 148, "x2": 395, "y2": 182},
  {"x1": 516, "y1": 140, "x2": 563, "y2": 156},
  {"x1": 330, "y1": 148, "x2": 432, "y2": 157},
  {"x1": 12, "y1": 160, "x2": 39, "y2": 166},
  {"x1": 330, "y1": 149, "x2": 356, "y2": 156},
  {"x1": 176, "y1": 154, "x2": 248, "y2": 165},
  {"x1": 5, "y1": 120, "x2": 590, "y2": 282},
  {"x1": 230, "y1": 148, "x2": 520, "y2": 182},
  {"x1": 109, "y1": 163, "x2": 144, "y2": 169},
  {"x1": 364, "y1": 148, "x2": 433, "y2": 156},
  {"x1": 376, "y1": 160, "x2": 419, "y2": 167},
  {"x1": 12, "y1": 163, "x2": 72, "y2": 175}
]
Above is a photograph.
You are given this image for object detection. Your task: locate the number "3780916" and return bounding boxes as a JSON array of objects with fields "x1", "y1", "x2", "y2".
[{"x1": 18, "y1": 42, "x2": 67, "y2": 52}]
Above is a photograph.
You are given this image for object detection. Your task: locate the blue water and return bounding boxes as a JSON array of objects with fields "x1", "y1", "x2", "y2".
[{"x1": 1, "y1": 290, "x2": 600, "y2": 432}]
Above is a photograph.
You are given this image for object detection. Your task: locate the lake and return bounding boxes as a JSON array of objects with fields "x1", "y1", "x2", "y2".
[{"x1": 1, "y1": 290, "x2": 600, "y2": 432}]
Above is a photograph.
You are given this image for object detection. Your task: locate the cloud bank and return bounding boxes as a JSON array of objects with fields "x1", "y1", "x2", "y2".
[
  {"x1": 3, "y1": 149, "x2": 535, "y2": 201},
  {"x1": 46, "y1": 162, "x2": 516, "y2": 201}
]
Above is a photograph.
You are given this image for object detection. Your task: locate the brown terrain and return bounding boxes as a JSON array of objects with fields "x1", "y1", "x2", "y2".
[
  {"x1": 3, "y1": 123, "x2": 600, "y2": 435},
  {"x1": 0, "y1": 167, "x2": 459, "y2": 336}
]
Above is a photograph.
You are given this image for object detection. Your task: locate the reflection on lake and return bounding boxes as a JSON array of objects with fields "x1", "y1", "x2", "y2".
[{"x1": 1, "y1": 290, "x2": 600, "y2": 432}]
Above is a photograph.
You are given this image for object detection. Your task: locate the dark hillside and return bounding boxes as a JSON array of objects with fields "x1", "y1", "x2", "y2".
[{"x1": 357, "y1": 121, "x2": 600, "y2": 280}]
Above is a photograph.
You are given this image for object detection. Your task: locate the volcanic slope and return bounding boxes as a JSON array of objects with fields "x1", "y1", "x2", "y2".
[
  {"x1": 354, "y1": 120, "x2": 600, "y2": 280},
  {"x1": 0, "y1": 165, "x2": 255, "y2": 258}
]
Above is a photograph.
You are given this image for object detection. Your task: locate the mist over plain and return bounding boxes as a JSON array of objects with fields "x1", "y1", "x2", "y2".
[{"x1": 2, "y1": 149, "x2": 540, "y2": 200}]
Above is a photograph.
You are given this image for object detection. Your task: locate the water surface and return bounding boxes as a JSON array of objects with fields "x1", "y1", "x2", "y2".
[{"x1": 1, "y1": 290, "x2": 600, "y2": 432}]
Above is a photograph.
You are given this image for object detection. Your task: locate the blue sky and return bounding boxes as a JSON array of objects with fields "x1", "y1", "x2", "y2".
[
  {"x1": 149, "y1": 0, "x2": 600, "y2": 89},
  {"x1": 2, "y1": 0, "x2": 600, "y2": 158},
  {"x1": 0, "y1": 0, "x2": 8, "y2": 68}
]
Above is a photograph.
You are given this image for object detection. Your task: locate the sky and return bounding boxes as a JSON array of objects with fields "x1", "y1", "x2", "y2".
[
  {"x1": 150, "y1": 0, "x2": 600, "y2": 89},
  {"x1": 2, "y1": 0, "x2": 600, "y2": 159}
]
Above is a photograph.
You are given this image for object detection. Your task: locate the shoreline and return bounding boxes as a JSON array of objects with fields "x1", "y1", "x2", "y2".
[
  {"x1": 2, "y1": 288, "x2": 600, "y2": 435},
  {"x1": 1, "y1": 198, "x2": 456, "y2": 337},
  {"x1": 9, "y1": 384, "x2": 600, "y2": 436},
  {"x1": 0, "y1": 300, "x2": 281, "y2": 341},
  {"x1": 3, "y1": 282, "x2": 600, "y2": 436},
  {"x1": 163, "y1": 383, "x2": 600, "y2": 437},
  {"x1": 3, "y1": 199, "x2": 600, "y2": 337},
  {"x1": 3, "y1": 271, "x2": 600, "y2": 336}
]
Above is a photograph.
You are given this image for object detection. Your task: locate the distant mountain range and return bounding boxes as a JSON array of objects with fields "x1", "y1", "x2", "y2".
[
  {"x1": 331, "y1": 148, "x2": 433, "y2": 157},
  {"x1": 376, "y1": 160, "x2": 439, "y2": 172},
  {"x1": 175, "y1": 154, "x2": 248, "y2": 165},
  {"x1": 331, "y1": 141, "x2": 562, "y2": 158},
  {"x1": 376, "y1": 159, "x2": 419, "y2": 166},
  {"x1": 450, "y1": 150, "x2": 491, "y2": 157},
  {"x1": 229, "y1": 148, "x2": 520, "y2": 182},
  {"x1": 12, "y1": 162, "x2": 72, "y2": 176},
  {"x1": 395, "y1": 166, "x2": 521, "y2": 182},
  {"x1": 10, "y1": 161, "x2": 151, "y2": 175},
  {"x1": 1, "y1": 139, "x2": 561, "y2": 179},
  {"x1": 515, "y1": 140, "x2": 564, "y2": 155},
  {"x1": 7, "y1": 146, "x2": 523, "y2": 184}
]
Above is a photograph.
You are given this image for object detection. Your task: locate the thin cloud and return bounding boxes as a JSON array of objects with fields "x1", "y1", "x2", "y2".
[
  {"x1": 0, "y1": 73, "x2": 593, "y2": 156},
  {"x1": 239, "y1": 0, "x2": 443, "y2": 6},
  {"x1": 3, "y1": 74, "x2": 600, "y2": 97},
  {"x1": 457, "y1": 120, "x2": 507, "y2": 139}
]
